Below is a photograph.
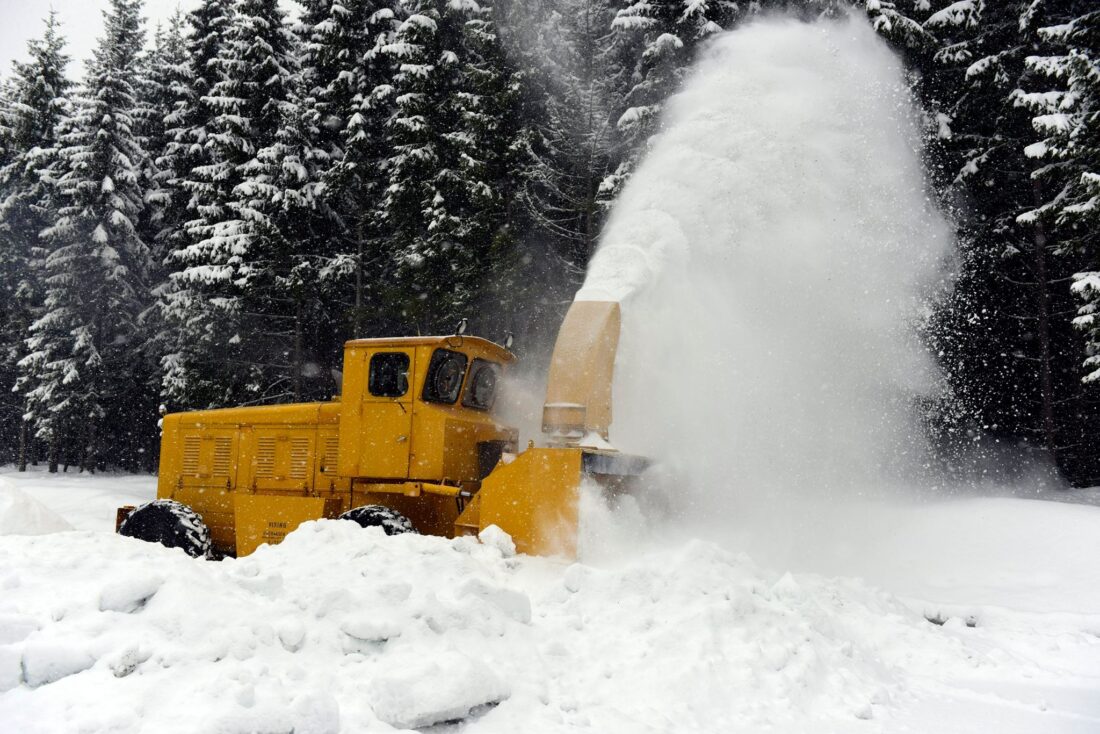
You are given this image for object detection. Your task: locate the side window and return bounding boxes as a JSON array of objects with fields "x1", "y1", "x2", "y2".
[
  {"x1": 423, "y1": 349, "x2": 468, "y2": 404},
  {"x1": 462, "y1": 359, "x2": 500, "y2": 410},
  {"x1": 368, "y1": 352, "x2": 410, "y2": 397}
]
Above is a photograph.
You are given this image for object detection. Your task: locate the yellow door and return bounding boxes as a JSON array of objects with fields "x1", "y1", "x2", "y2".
[{"x1": 354, "y1": 348, "x2": 414, "y2": 479}]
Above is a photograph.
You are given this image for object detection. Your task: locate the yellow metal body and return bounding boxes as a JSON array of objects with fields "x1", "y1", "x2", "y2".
[
  {"x1": 148, "y1": 301, "x2": 642, "y2": 558},
  {"x1": 156, "y1": 336, "x2": 519, "y2": 557},
  {"x1": 542, "y1": 301, "x2": 621, "y2": 442}
]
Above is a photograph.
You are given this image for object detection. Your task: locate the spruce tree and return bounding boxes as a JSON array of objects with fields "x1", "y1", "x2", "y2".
[
  {"x1": 166, "y1": 0, "x2": 319, "y2": 407},
  {"x1": 138, "y1": 11, "x2": 190, "y2": 258},
  {"x1": 18, "y1": 0, "x2": 153, "y2": 471},
  {"x1": 519, "y1": 0, "x2": 622, "y2": 272},
  {"x1": 380, "y1": 0, "x2": 519, "y2": 332},
  {"x1": 600, "y1": 0, "x2": 736, "y2": 202},
  {"x1": 0, "y1": 12, "x2": 71, "y2": 469},
  {"x1": 929, "y1": 0, "x2": 1100, "y2": 481},
  {"x1": 1018, "y1": 10, "x2": 1100, "y2": 386},
  {"x1": 155, "y1": 0, "x2": 235, "y2": 409},
  {"x1": 300, "y1": 0, "x2": 400, "y2": 337}
]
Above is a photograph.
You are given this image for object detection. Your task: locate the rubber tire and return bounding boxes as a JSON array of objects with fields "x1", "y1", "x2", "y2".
[
  {"x1": 339, "y1": 505, "x2": 416, "y2": 536},
  {"x1": 118, "y1": 499, "x2": 212, "y2": 559}
]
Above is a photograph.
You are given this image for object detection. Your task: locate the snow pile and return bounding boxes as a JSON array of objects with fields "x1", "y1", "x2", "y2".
[
  {"x1": 4, "y1": 516, "x2": 1097, "y2": 733},
  {"x1": 0, "y1": 478, "x2": 73, "y2": 536},
  {"x1": 0, "y1": 522, "x2": 525, "y2": 732},
  {"x1": 580, "y1": 16, "x2": 954, "y2": 521}
]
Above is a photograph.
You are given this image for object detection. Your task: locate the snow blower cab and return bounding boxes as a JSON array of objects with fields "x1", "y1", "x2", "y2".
[{"x1": 117, "y1": 302, "x2": 645, "y2": 558}]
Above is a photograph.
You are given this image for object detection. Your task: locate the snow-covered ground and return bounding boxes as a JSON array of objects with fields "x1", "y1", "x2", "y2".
[{"x1": 1, "y1": 466, "x2": 1099, "y2": 733}]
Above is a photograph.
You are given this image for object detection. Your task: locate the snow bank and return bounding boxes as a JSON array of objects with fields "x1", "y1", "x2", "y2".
[
  {"x1": 0, "y1": 479, "x2": 73, "y2": 536},
  {"x1": 3, "y1": 516, "x2": 1098, "y2": 733},
  {"x1": 0, "y1": 466, "x2": 154, "y2": 532}
]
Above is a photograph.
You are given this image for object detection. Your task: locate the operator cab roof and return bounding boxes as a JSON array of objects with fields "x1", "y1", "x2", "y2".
[{"x1": 343, "y1": 335, "x2": 517, "y2": 364}]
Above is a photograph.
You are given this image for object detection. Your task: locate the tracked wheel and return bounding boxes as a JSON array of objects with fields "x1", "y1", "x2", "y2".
[
  {"x1": 340, "y1": 505, "x2": 416, "y2": 536},
  {"x1": 118, "y1": 499, "x2": 212, "y2": 559}
]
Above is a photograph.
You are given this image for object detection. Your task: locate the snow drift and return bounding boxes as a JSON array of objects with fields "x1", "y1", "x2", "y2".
[
  {"x1": 0, "y1": 478, "x2": 73, "y2": 536},
  {"x1": 4, "y1": 515, "x2": 1098, "y2": 733}
]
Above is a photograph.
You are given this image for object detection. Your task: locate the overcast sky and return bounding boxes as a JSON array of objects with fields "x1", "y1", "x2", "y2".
[{"x1": 1, "y1": 0, "x2": 301, "y2": 81}]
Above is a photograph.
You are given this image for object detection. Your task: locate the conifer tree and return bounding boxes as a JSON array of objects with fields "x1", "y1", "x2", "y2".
[
  {"x1": 165, "y1": 0, "x2": 318, "y2": 407},
  {"x1": 155, "y1": 0, "x2": 235, "y2": 409},
  {"x1": 600, "y1": 0, "x2": 736, "y2": 201},
  {"x1": 1016, "y1": 10, "x2": 1100, "y2": 387},
  {"x1": 379, "y1": 0, "x2": 519, "y2": 331},
  {"x1": 18, "y1": 0, "x2": 152, "y2": 471},
  {"x1": 300, "y1": 0, "x2": 400, "y2": 336},
  {"x1": 928, "y1": 0, "x2": 1100, "y2": 480},
  {"x1": 519, "y1": 0, "x2": 622, "y2": 272},
  {"x1": 138, "y1": 11, "x2": 190, "y2": 257},
  {"x1": 0, "y1": 13, "x2": 71, "y2": 468}
]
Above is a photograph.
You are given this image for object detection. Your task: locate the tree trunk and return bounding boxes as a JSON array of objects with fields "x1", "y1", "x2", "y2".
[
  {"x1": 355, "y1": 219, "x2": 365, "y2": 337},
  {"x1": 78, "y1": 421, "x2": 94, "y2": 474},
  {"x1": 293, "y1": 300, "x2": 303, "y2": 402},
  {"x1": 48, "y1": 435, "x2": 58, "y2": 473},
  {"x1": 1031, "y1": 182, "x2": 1058, "y2": 465},
  {"x1": 17, "y1": 420, "x2": 27, "y2": 472}
]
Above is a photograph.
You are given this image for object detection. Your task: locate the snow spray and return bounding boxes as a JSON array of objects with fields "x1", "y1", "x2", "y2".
[{"x1": 578, "y1": 15, "x2": 954, "y2": 549}]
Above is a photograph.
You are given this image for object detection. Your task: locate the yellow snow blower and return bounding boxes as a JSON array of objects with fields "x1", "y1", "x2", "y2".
[{"x1": 116, "y1": 301, "x2": 645, "y2": 558}]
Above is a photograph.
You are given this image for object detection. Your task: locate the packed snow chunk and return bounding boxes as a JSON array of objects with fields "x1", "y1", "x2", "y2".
[
  {"x1": 290, "y1": 691, "x2": 341, "y2": 734},
  {"x1": 478, "y1": 524, "x2": 516, "y2": 557},
  {"x1": 367, "y1": 652, "x2": 510, "y2": 729},
  {"x1": 104, "y1": 646, "x2": 151, "y2": 678},
  {"x1": 0, "y1": 613, "x2": 38, "y2": 645},
  {"x1": 20, "y1": 640, "x2": 96, "y2": 687},
  {"x1": 0, "y1": 482, "x2": 73, "y2": 536},
  {"x1": 340, "y1": 616, "x2": 403, "y2": 647},
  {"x1": 98, "y1": 573, "x2": 164, "y2": 613},
  {"x1": 0, "y1": 646, "x2": 21, "y2": 692},
  {"x1": 457, "y1": 577, "x2": 531, "y2": 623},
  {"x1": 275, "y1": 616, "x2": 306, "y2": 652}
]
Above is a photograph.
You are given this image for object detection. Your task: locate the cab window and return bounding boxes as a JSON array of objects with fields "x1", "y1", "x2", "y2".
[
  {"x1": 462, "y1": 359, "x2": 500, "y2": 411},
  {"x1": 423, "y1": 349, "x2": 468, "y2": 404},
  {"x1": 368, "y1": 352, "x2": 410, "y2": 397}
]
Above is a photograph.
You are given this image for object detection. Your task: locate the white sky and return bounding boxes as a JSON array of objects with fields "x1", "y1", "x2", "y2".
[{"x1": 0, "y1": 0, "x2": 301, "y2": 81}]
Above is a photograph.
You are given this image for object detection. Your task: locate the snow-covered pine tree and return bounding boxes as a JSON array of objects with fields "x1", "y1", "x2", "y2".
[
  {"x1": 1013, "y1": 10, "x2": 1100, "y2": 389},
  {"x1": 156, "y1": 0, "x2": 232, "y2": 254},
  {"x1": 599, "y1": 0, "x2": 736, "y2": 202},
  {"x1": 17, "y1": 0, "x2": 154, "y2": 472},
  {"x1": 461, "y1": 3, "x2": 552, "y2": 331},
  {"x1": 928, "y1": 0, "x2": 1100, "y2": 481},
  {"x1": 379, "y1": 0, "x2": 520, "y2": 332},
  {"x1": 517, "y1": 0, "x2": 623, "y2": 272},
  {"x1": 300, "y1": 0, "x2": 400, "y2": 337},
  {"x1": 137, "y1": 11, "x2": 190, "y2": 260},
  {"x1": 0, "y1": 12, "x2": 71, "y2": 469},
  {"x1": 155, "y1": 0, "x2": 235, "y2": 410},
  {"x1": 166, "y1": 0, "x2": 322, "y2": 407}
]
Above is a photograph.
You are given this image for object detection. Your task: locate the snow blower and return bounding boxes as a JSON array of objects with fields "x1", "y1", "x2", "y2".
[{"x1": 116, "y1": 301, "x2": 646, "y2": 557}]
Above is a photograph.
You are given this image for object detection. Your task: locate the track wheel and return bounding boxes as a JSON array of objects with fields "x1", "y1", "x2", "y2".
[
  {"x1": 118, "y1": 499, "x2": 212, "y2": 559},
  {"x1": 339, "y1": 505, "x2": 416, "y2": 536}
]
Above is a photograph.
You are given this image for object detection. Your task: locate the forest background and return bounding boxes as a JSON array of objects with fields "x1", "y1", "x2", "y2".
[{"x1": 0, "y1": 0, "x2": 1098, "y2": 485}]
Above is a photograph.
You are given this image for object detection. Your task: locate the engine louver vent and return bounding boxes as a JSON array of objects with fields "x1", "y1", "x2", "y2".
[
  {"x1": 255, "y1": 437, "x2": 276, "y2": 477},
  {"x1": 289, "y1": 438, "x2": 310, "y2": 480},
  {"x1": 212, "y1": 437, "x2": 232, "y2": 476},
  {"x1": 182, "y1": 436, "x2": 201, "y2": 475},
  {"x1": 322, "y1": 436, "x2": 339, "y2": 474}
]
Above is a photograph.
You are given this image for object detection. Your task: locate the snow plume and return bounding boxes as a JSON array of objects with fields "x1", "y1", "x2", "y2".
[{"x1": 580, "y1": 16, "x2": 954, "y2": 544}]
